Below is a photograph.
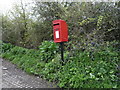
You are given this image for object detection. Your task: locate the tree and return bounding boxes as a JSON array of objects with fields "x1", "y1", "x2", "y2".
[
  {"x1": 1, "y1": 1, "x2": 119, "y2": 49},
  {"x1": 0, "y1": 14, "x2": 15, "y2": 44},
  {"x1": 10, "y1": 0, "x2": 29, "y2": 47}
]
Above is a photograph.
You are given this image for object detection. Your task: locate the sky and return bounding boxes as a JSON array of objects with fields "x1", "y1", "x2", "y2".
[
  {"x1": 0, "y1": 0, "x2": 118, "y2": 14},
  {"x1": 0, "y1": 0, "x2": 17, "y2": 14},
  {"x1": 0, "y1": 0, "x2": 33, "y2": 14}
]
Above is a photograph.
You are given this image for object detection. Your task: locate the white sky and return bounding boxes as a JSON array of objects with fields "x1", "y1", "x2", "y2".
[
  {"x1": 0, "y1": 0, "x2": 33, "y2": 14},
  {"x1": 0, "y1": 0, "x2": 17, "y2": 14},
  {"x1": 0, "y1": 0, "x2": 118, "y2": 14}
]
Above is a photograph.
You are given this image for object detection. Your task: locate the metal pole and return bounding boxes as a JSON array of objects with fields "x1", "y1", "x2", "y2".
[{"x1": 60, "y1": 42, "x2": 64, "y2": 65}]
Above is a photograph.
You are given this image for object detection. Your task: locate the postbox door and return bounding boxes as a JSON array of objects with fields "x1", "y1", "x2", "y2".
[{"x1": 53, "y1": 23, "x2": 62, "y2": 42}]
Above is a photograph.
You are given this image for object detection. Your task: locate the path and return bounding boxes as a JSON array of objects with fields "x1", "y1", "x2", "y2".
[{"x1": 1, "y1": 58, "x2": 57, "y2": 88}]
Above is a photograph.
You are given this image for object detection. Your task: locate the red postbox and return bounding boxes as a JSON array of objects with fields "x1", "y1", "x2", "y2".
[{"x1": 53, "y1": 20, "x2": 68, "y2": 43}]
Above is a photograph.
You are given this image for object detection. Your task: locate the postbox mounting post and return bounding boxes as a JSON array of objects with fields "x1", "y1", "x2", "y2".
[{"x1": 60, "y1": 42, "x2": 64, "y2": 65}]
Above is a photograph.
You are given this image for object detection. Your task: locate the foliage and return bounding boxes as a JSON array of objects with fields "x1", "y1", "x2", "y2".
[
  {"x1": 38, "y1": 41, "x2": 59, "y2": 62},
  {"x1": 1, "y1": 41, "x2": 119, "y2": 88},
  {"x1": 1, "y1": 41, "x2": 14, "y2": 53},
  {"x1": 1, "y1": 2, "x2": 120, "y2": 49},
  {"x1": 58, "y1": 50, "x2": 119, "y2": 88},
  {"x1": 1, "y1": 1, "x2": 120, "y2": 88}
]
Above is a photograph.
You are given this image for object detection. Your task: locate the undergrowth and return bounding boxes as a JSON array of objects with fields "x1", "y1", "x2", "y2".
[{"x1": 0, "y1": 40, "x2": 119, "y2": 88}]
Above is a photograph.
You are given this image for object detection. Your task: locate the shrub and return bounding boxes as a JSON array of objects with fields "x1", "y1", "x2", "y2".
[
  {"x1": 38, "y1": 41, "x2": 59, "y2": 62},
  {"x1": 1, "y1": 42, "x2": 14, "y2": 53}
]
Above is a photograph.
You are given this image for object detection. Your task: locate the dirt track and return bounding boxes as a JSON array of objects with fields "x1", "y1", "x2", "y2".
[{"x1": 1, "y1": 58, "x2": 57, "y2": 88}]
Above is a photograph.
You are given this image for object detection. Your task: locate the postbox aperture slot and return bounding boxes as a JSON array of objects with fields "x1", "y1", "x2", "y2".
[{"x1": 53, "y1": 23, "x2": 59, "y2": 26}]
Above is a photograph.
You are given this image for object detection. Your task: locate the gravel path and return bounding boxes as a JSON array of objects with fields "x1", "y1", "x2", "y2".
[{"x1": 1, "y1": 58, "x2": 57, "y2": 88}]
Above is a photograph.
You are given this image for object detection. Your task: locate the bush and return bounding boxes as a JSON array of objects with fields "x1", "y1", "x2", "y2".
[
  {"x1": 38, "y1": 41, "x2": 59, "y2": 62},
  {"x1": 1, "y1": 42, "x2": 14, "y2": 53}
]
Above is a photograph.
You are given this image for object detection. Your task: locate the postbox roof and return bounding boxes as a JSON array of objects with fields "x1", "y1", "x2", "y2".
[{"x1": 52, "y1": 19, "x2": 65, "y2": 24}]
